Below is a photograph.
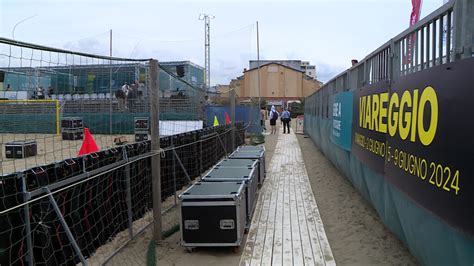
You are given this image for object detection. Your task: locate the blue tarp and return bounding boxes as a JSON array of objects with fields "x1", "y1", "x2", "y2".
[{"x1": 205, "y1": 106, "x2": 261, "y2": 133}]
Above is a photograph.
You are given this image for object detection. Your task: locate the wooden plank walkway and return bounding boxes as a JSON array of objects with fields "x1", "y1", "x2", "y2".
[{"x1": 240, "y1": 132, "x2": 336, "y2": 266}]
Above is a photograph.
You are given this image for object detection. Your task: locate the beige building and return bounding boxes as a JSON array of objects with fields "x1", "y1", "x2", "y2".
[{"x1": 230, "y1": 62, "x2": 321, "y2": 103}]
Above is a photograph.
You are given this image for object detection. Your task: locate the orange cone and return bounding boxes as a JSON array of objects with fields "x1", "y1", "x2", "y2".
[
  {"x1": 78, "y1": 127, "x2": 99, "y2": 155},
  {"x1": 225, "y1": 112, "x2": 231, "y2": 124}
]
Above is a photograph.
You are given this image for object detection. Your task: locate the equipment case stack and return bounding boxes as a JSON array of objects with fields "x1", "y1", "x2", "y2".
[
  {"x1": 215, "y1": 158, "x2": 261, "y2": 185},
  {"x1": 229, "y1": 146, "x2": 266, "y2": 186},
  {"x1": 61, "y1": 117, "x2": 84, "y2": 140},
  {"x1": 134, "y1": 117, "x2": 149, "y2": 142},
  {"x1": 179, "y1": 181, "x2": 247, "y2": 248},
  {"x1": 201, "y1": 166, "x2": 258, "y2": 225}
]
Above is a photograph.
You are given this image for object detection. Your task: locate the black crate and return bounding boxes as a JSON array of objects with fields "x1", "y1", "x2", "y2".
[
  {"x1": 229, "y1": 149, "x2": 266, "y2": 186},
  {"x1": 62, "y1": 129, "x2": 83, "y2": 140},
  {"x1": 5, "y1": 140, "x2": 37, "y2": 159},
  {"x1": 134, "y1": 117, "x2": 149, "y2": 130},
  {"x1": 201, "y1": 166, "x2": 258, "y2": 225},
  {"x1": 61, "y1": 117, "x2": 83, "y2": 129},
  {"x1": 179, "y1": 181, "x2": 246, "y2": 247},
  {"x1": 134, "y1": 133, "x2": 149, "y2": 142}
]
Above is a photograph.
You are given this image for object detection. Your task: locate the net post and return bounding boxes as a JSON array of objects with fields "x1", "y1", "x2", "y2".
[
  {"x1": 20, "y1": 174, "x2": 34, "y2": 266},
  {"x1": 171, "y1": 138, "x2": 177, "y2": 205},
  {"x1": 55, "y1": 99, "x2": 60, "y2": 135},
  {"x1": 149, "y1": 59, "x2": 162, "y2": 242},
  {"x1": 230, "y1": 88, "x2": 236, "y2": 150},
  {"x1": 124, "y1": 150, "x2": 134, "y2": 239}
]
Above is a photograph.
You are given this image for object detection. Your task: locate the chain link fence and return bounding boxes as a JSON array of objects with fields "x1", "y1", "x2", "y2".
[{"x1": 0, "y1": 38, "x2": 247, "y2": 265}]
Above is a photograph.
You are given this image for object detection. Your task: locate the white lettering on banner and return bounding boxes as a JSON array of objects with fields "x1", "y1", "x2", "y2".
[
  {"x1": 333, "y1": 102, "x2": 341, "y2": 117},
  {"x1": 333, "y1": 120, "x2": 341, "y2": 130}
]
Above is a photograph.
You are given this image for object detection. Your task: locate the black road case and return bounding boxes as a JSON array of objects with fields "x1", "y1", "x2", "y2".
[
  {"x1": 5, "y1": 140, "x2": 37, "y2": 158},
  {"x1": 229, "y1": 149, "x2": 266, "y2": 186},
  {"x1": 61, "y1": 117, "x2": 83, "y2": 129},
  {"x1": 215, "y1": 158, "x2": 258, "y2": 169},
  {"x1": 62, "y1": 128, "x2": 83, "y2": 140},
  {"x1": 201, "y1": 166, "x2": 258, "y2": 225},
  {"x1": 134, "y1": 117, "x2": 149, "y2": 130},
  {"x1": 179, "y1": 182, "x2": 246, "y2": 247},
  {"x1": 215, "y1": 158, "x2": 261, "y2": 185},
  {"x1": 134, "y1": 132, "x2": 149, "y2": 142},
  {"x1": 237, "y1": 145, "x2": 265, "y2": 152}
]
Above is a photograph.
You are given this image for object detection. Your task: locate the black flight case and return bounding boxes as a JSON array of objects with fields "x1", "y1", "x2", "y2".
[
  {"x1": 236, "y1": 145, "x2": 265, "y2": 152},
  {"x1": 229, "y1": 148, "x2": 266, "y2": 186},
  {"x1": 5, "y1": 140, "x2": 37, "y2": 158},
  {"x1": 215, "y1": 158, "x2": 260, "y2": 185},
  {"x1": 61, "y1": 117, "x2": 84, "y2": 140},
  {"x1": 201, "y1": 166, "x2": 258, "y2": 226},
  {"x1": 179, "y1": 181, "x2": 246, "y2": 248}
]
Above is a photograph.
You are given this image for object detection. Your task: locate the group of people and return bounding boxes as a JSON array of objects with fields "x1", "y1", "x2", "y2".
[
  {"x1": 260, "y1": 105, "x2": 291, "y2": 134},
  {"x1": 116, "y1": 81, "x2": 139, "y2": 111},
  {"x1": 34, "y1": 86, "x2": 54, "y2": 99}
]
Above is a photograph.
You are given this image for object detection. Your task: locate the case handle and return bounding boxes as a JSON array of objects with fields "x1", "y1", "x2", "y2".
[
  {"x1": 184, "y1": 220, "x2": 199, "y2": 230},
  {"x1": 220, "y1": 219, "x2": 235, "y2": 230}
]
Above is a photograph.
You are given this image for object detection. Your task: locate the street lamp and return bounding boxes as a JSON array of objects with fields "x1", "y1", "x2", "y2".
[{"x1": 12, "y1": 15, "x2": 38, "y2": 40}]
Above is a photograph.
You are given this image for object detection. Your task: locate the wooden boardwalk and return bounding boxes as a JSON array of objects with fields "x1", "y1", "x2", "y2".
[{"x1": 240, "y1": 132, "x2": 335, "y2": 266}]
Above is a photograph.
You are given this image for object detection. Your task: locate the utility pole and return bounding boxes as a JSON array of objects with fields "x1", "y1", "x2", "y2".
[
  {"x1": 256, "y1": 21, "x2": 261, "y2": 108},
  {"x1": 199, "y1": 14, "x2": 215, "y2": 91},
  {"x1": 109, "y1": 29, "x2": 113, "y2": 134}
]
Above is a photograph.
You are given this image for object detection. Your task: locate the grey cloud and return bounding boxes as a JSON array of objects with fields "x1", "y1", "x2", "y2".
[{"x1": 314, "y1": 62, "x2": 346, "y2": 83}]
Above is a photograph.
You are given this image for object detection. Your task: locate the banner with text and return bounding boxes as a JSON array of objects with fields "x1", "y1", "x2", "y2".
[
  {"x1": 330, "y1": 91, "x2": 353, "y2": 151},
  {"x1": 352, "y1": 80, "x2": 390, "y2": 174},
  {"x1": 352, "y1": 58, "x2": 474, "y2": 237}
]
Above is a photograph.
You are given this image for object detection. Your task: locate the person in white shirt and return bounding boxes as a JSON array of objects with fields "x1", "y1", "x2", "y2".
[
  {"x1": 269, "y1": 105, "x2": 279, "y2": 134},
  {"x1": 121, "y1": 82, "x2": 130, "y2": 110}
]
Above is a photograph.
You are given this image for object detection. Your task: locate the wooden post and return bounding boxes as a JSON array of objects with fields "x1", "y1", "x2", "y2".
[{"x1": 149, "y1": 59, "x2": 162, "y2": 241}]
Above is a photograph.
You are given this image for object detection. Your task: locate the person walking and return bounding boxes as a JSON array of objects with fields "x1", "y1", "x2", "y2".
[
  {"x1": 260, "y1": 106, "x2": 267, "y2": 132},
  {"x1": 269, "y1": 105, "x2": 279, "y2": 134},
  {"x1": 281, "y1": 108, "x2": 291, "y2": 134}
]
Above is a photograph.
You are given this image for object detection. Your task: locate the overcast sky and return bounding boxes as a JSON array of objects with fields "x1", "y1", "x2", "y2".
[{"x1": 1, "y1": 0, "x2": 444, "y2": 85}]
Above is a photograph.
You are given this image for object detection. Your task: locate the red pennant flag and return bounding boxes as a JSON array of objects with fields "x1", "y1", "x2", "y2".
[
  {"x1": 225, "y1": 112, "x2": 231, "y2": 124},
  {"x1": 78, "y1": 128, "x2": 99, "y2": 155},
  {"x1": 403, "y1": 0, "x2": 422, "y2": 65}
]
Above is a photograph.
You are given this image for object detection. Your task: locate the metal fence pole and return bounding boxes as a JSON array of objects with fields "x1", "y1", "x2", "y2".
[
  {"x1": 21, "y1": 174, "x2": 34, "y2": 266},
  {"x1": 230, "y1": 88, "x2": 236, "y2": 150},
  {"x1": 43, "y1": 187, "x2": 88, "y2": 265},
  {"x1": 453, "y1": 0, "x2": 473, "y2": 60},
  {"x1": 109, "y1": 30, "x2": 113, "y2": 135},
  {"x1": 125, "y1": 160, "x2": 133, "y2": 239},
  {"x1": 171, "y1": 138, "x2": 177, "y2": 205},
  {"x1": 149, "y1": 59, "x2": 162, "y2": 241},
  {"x1": 390, "y1": 39, "x2": 399, "y2": 81}
]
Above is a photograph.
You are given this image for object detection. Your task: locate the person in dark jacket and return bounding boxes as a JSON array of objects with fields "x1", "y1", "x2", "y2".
[{"x1": 281, "y1": 108, "x2": 291, "y2": 134}]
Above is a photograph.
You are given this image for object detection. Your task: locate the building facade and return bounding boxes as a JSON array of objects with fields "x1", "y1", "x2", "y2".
[
  {"x1": 301, "y1": 61, "x2": 316, "y2": 79},
  {"x1": 230, "y1": 62, "x2": 321, "y2": 106},
  {"x1": 249, "y1": 60, "x2": 317, "y2": 79}
]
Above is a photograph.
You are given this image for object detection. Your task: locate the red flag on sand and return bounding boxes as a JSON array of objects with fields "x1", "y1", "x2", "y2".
[
  {"x1": 225, "y1": 112, "x2": 231, "y2": 124},
  {"x1": 78, "y1": 128, "x2": 99, "y2": 155}
]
